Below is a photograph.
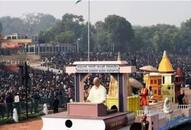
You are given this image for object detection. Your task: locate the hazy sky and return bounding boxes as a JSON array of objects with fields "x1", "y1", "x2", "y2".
[{"x1": 0, "y1": 0, "x2": 191, "y2": 26}]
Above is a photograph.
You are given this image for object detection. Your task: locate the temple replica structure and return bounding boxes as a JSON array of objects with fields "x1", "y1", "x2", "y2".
[
  {"x1": 143, "y1": 51, "x2": 175, "y2": 102},
  {"x1": 137, "y1": 51, "x2": 191, "y2": 130},
  {"x1": 158, "y1": 51, "x2": 175, "y2": 103}
]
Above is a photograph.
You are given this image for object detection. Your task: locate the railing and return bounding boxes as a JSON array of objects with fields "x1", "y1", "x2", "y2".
[
  {"x1": 0, "y1": 101, "x2": 42, "y2": 120},
  {"x1": 136, "y1": 110, "x2": 144, "y2": 117},
  {"x1": 177, "y1": 104, "x2": 191, "y2": 109},
  {"x1": 0, "y1": 97, "x2": 68, "y2": 121},
  {"x1": 136, "y1": 104, "x2": 191, "y2": 130},
  {"x1": 136, "y1": 109, "x2": 161, "y2": 117}
]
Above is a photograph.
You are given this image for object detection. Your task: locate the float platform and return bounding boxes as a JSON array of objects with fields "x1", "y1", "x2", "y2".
[{"x1": 41, "y1": 103, "x2": 135, "y2": 130}]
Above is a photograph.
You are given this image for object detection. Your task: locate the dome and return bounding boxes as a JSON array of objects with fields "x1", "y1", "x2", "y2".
[{"x1": 158, "y1": 51, "x2": 174, "y2": 73}]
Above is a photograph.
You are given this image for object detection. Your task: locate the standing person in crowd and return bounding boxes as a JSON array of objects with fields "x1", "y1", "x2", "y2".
[
  {"x1": 177, "y1": 90, "x2": 185, "y2": 105},
  {"x1": 32, "y1": 90, "x2": 40, "y2": 113},
  {"x1": 5, "y1": 92, "x2": 14, "y2": 118},
  {"x1": 53, "y1": 96, "x2": 59, "y2": 113},
  {"x1": 0, "y1": 95, "x2": 5, "y2": 119},
  {"x1": 67, "y1": 87, "x2": 73, "y2": 103},
  {"x1": 14, "y1": 92, "x2": 20, "y2": 117},
  {"x1": 140, "y1": 83, "x2": 148, "y2": 106}
]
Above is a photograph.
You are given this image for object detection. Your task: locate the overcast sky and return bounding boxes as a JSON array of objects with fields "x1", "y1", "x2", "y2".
[{"x1": 0, "y1": 0, "x2": 191, "y2": 26}]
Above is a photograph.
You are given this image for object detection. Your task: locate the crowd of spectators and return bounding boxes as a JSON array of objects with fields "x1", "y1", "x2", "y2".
[
  {"x1": 1, "y1": 50, "x2": 191, "y2": 119},
  {"x1": 40, "y1": 50, "x2": 191, "y2": 84},
  {"x1": 0, "y1": 67, "x2": 74, "y2": 118}
]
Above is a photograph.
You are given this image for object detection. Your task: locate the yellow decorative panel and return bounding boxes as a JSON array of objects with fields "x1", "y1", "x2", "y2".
[
  {"x1": 106, "y1": 97, "x2": 118, "y2": 109},
  {"x1": 106, "y1": 96, "x2": 140, "y2": 112},
  {"x1": 161, "y1": 84, "x2": 175, "y2": 103}
]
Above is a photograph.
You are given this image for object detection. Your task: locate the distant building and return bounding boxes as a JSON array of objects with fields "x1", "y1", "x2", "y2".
[
  {"x1": 0, "y1": 33, "x2": 32, "y2": 55},
  {"x1": 26, "y1": 43, "x2": 77, "y2": 55},
  {"x1": 2, "y1": 33, "x2": 32, "y2": 47},
  {"x1": 4, "y1": 33, "x2": 29, "y2": 40}
]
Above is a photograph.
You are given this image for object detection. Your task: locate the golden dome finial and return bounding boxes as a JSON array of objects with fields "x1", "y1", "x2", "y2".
[{"x1": 163, "y1": 50, "x2": 167, "y2": 57}]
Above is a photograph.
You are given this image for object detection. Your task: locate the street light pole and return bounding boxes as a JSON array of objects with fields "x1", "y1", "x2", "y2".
[
  {"x1": 75, "y1": 0, "x2": 90, "y2": 60},
  {"x1": 24, "y1": 61, "x2": 29, "y2": 119},
  {"x1": 77, "y1": 38, "x2": 80, "y2": 53},
  {"x1": 87, "y1": 0, "x2": 90, "y2": 61},
  {"x1": 24, "y1": 44, "x2": 29, "y2": 119}
]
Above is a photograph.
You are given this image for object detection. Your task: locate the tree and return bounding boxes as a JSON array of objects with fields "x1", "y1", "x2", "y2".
[
  {"x1": 0, "y1": 22, "x2": 2, "y2": 33},
  {"x1": 55, "y1": 31, "x2": 75, "y2": 43},
  {"x1": 133, "y1": 24, "x2": 179, "y2": 52},
  {"x1": 178, "y1": 18, "x2": 191, "y2": 53},
  {"x1": 38, "y1": 13, "x2": 85, "y2": 46},
  {"x1": 94, "y1": 21, "x2": 111, "y2": 52},
  {"x1": 0, "y1": 22, "x2": 2, "y2": 44},
  {"x1": 151, "y1": 24, "x2": 178, "y2": 52},
  {"x1": 78, "y1": 23, "x2": 96, "y2": 52},
  {"x1": 39, "y1": 29, "x2": 56, "y2": 43},
  {"x1": 0, "y1": 13, "x2": 56, "y2": 36},
  {"x1": 61, "y1": 13, "x2": 84, "y2": 40},
  {"x1": 103, "y1": 15, "x2": 134, "y2": 52},
  {"x1": 0, "y1": 16, "x2": 25, "y2": 35},
  {"x1": 133, "y1": 26, "x2": 155, "y2": 51},
  {"x1": 23, "y1": 13, "x2": 56, "y2": 36}
]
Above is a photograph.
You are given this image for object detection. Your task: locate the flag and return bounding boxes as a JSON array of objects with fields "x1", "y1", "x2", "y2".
[{"x1": 75, "y1": 0, "x2": 82, "y2": 4}]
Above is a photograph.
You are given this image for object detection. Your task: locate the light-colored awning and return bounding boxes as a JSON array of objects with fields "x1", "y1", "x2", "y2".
[
  {"x1": 139, "y1": 65, "x2": 158, "y2": 72},
  {"x1": 129, "y1": 77, "x2": 143, "y2": 88}
]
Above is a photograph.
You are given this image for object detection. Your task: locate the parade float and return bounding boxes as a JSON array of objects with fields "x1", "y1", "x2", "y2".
[
  {"x1": 41, "y1": 51, "x2": 191, "y2": 130},
  {"x1": 41, "y1": 57, "x2": 136, "y2": 130}
]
